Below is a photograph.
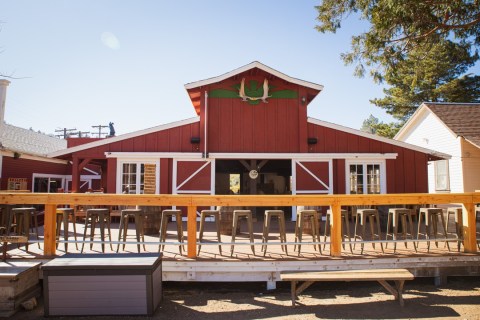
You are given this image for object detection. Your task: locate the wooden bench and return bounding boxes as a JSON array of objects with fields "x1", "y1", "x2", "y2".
[{"x1": 280, "y1": 268, "x2": 414, "y2": 307}]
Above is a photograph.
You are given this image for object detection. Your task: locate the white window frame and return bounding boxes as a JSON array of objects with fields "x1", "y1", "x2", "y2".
[
  {"x1": 345, "y1": 159, "x2": 387, "y2": 194},
  {"x1": 434, "y1": 159, "x2": 450, "y2": 192},
  {"x1": 116, "y1": 159, "x2": 160, "y2": 194}
]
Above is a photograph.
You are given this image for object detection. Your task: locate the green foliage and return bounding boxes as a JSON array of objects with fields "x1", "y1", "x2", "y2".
[
  {"x1": 315, "y1": 0, "x2": 480, "y2": 129},
  {"x1": 360, "y1": 114, "x2": 402, "y2": 138}
]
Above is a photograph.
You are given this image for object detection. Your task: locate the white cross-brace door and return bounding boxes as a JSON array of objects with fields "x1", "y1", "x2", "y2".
[
  {"x1": 291, "y1": 159, "x2": 333, "y2": 220},
  {"x1": 173, "y1": 158, "x2": 215, "y2": 220}
]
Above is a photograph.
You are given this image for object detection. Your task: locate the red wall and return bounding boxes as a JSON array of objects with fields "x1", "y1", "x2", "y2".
[{"x1": 1, "y1": 156, "x2": 70, "y2": 191}]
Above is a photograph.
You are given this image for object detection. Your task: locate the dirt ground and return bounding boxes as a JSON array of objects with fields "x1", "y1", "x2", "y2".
[{"x1": 10, "y1": 276, "x2": 480, "y2": 320}]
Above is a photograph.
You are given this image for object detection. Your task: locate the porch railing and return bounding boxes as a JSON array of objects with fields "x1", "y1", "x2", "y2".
[{"x1": 0, "y1": 192, "x2": 478, "y2": 258}]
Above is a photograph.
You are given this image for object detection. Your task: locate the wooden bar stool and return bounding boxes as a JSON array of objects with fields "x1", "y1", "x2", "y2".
[
  {"x1": 81, "y1": 208, "x2": 113, "y2": 253},
  {"x1": 56, "y1": 208, "x2": 78, "y2": 252},
  {"x1": 323, "y1": 209, "x2": 352, "y2": 253},
  {"x1": 385, "y1": 208, "x2": 416, "y2": 253},
  {"x1": 8, "y1": 207, "x2": 39, "y2": 250},
  {"x1": 117, "y1": 208, "x2": 146, "y2": 253},
  {"x1": 445, "y1": 207, "x2": 463, "y2": 252},
  {"x1": 230, "y1": 210, "x2": 255, "y2": 256},
  {"x1": 262, "y1": 210, "x2": 287, "y2": 256},
  {"x1": 417, "y1": 207, "x2": 450, "y2": 252},
  {"x1": 197, "y1": 210, "x2": 222, "y2": 255},
  {"x1": 294, "y1": 210, "x2": 321, "y2": 255},
  {"x1": 353, "y1": 208, "x2": 384, "y2": 254},
  {"x1": 159, "y1": 209, "x2": 184, "y2": 254}
]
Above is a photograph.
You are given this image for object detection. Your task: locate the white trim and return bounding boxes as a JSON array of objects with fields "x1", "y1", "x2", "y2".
[
  {"x1": 116, "y1": 159, "x2": 161, "y2": 194},
  {"x1": 345, "y1": 159, "x2": 387, "y2": 194},
  {"x1": 106, "y1": 152, "x2": 203, "y2": 159},
  {"x1": 48, "y1": 117, "x2": 200, "y2": 157},
  {"x1": 0, "y1": 150, "x2": 68, "y2": 164},
  {"x1": 184, "y1": 61, "x2": 324, "y2": 92},
  {"x1": 173, "y1": 158, "x2": 213, "y2": 195},
  {"x1": 209, "y1": 152, "x2": 398, "y2": 160},
  {"x1": 307, "y1": 117, "x2": 451, "y2": 159}
]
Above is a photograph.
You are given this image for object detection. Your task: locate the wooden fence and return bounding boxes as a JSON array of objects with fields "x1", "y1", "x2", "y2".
[{"x1": 0, "y1": 192, "x2": 478, "y2": 258}]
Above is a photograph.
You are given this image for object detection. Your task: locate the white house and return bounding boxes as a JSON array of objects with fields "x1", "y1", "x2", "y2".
[{"x1": 395, "y1": 102, "x2": 480, "y2": 193}]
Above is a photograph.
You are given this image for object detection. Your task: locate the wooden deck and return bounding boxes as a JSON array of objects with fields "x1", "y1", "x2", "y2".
[{"x1": 4, "y1": 217, "x2": 479, "y2": 288}]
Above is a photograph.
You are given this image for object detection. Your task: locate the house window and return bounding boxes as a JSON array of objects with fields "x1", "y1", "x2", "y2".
[
  {"x1": 347, "y1": 161, "x2": 385, "y2": 194},
  {"x1": 434, "y1": 160, "x2": 450, "y2": 191},
  {"x1": 119, "y1": 161, "x2": 158, "y2": 194},
  {"x1": 33, "y1": 177, "x2": 63, "y2": 193}
]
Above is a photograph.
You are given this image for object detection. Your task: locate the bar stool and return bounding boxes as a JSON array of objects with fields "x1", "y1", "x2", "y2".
[
  {"x1": 323, "y1": 209, "x2": 352, "y2": 253},
  {"x1": 197, "y1": 210, "x2": 222, "y2": 255},
  {"x1": 445, "y1": 207, "x2": 463, "y2": 252},
  {"x1": 56, "y1": 208, "x2": 78, "y2": 252},
  {"x1": 81, "y1": 208, "x2": 112, "y2": 253},
  {"x1": 353, "y1": 207, "x2": 384, "y2": 254},
  {"x1": 294, "y1": 210, "x2": 321, "y2": 255},
  {"x1": 230, "y1": 210, "x2": 255, "y2": 256},
  {"x1": 385, "y1": 208, "x2": 417, "y2": 253},
  {"x1": 417, "y1": 207, "x2": 450, "y2": 252},
  {"x1": 159, "y1": 209, "x2": 184, "y2": 254},
  {"x1": 8, "y1": 207, "x2": 39, "y2": 250},
  {"x1": 117, "y1": 208, "x2": 146, "y2": 253},
  {"x1": 262, "y1": 210, "x2": 287, "y2": 256}
]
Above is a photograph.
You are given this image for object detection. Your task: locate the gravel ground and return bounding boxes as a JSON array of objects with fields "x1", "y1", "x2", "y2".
[{"x1": 10, "y1": 276, "x2": 480, "y2": 319}]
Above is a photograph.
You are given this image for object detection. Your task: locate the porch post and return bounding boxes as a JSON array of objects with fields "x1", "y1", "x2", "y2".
[
  {"x1": 462, "y1": 202, "x2": 477, "y2": 253},
  {"x1": 44, "y1": 204, "x2": 57, "y2": 256},
  {"x1": 72, "y1": 157, "x2": 80, "y2": 193},
  {"x1": 330, "y1": 202, "x2": 342, "y2": 257},
  {"x1": 187, "y1": 205, "x2": 197, "y2": 258}
]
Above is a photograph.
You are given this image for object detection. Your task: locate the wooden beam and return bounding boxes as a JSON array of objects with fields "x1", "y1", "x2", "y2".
[
  {"x1": 330, "y1": 202, "x2": 342, "y2": 257},
  {"x1": 462, "y1": 202, "x2": 477, "y2": 253},
  {"x1": 187, "y1": 205, "x2": 197, "y2": 258},
  {"x1": 44, "y1": 204, "x2": 57, "y2": 257}
]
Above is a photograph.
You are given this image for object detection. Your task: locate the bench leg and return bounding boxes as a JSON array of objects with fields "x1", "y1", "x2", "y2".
[
  {"x1": 377, "y1": 280, "x2": 406, "y2": 306},
  {"x1": 291, "y1": 280, "x2": 315, "y2": 308}
]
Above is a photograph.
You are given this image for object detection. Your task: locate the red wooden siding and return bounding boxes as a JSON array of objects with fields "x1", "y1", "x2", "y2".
[
  {"x1": 295, "y1": 161, "x2": 330, "y2": 192},
  {"x1": 175, "y1": 161, "x2": 211, "y2": 192},
  {"x1": 1, "y1": 157, "x2": 69, "y2": 190},
  {"x1": 307, "y1": 123, "x2": 428, "y2": 193}
]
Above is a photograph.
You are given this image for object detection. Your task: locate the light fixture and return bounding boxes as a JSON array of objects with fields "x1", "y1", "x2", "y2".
[
  {"x1": 307, "y1": 137, "x2": 317, "y2": 145},
  {"x1": 190, "y1": 137, "x2": 200, "y2": 144},
  {"x1": 301, "y1": 96, "x2": 306, "y2": 104}
]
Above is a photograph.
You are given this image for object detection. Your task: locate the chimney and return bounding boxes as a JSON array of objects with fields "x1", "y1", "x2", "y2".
[{"x1": 0, "y1": 79, "x2": 11, "y2": 124}]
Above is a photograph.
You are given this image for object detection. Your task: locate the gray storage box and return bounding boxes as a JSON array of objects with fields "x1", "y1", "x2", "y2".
[{"x1": 42, "y1": 253, "x2": 162, "y2": 316}]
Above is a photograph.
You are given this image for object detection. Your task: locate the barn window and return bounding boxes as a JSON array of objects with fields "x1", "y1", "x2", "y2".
[
  {"x1": 346, "y1": 161, "x2": 385, "y2": 194},
  {"x1": 117, "y1": 160, "x2": 159, "y2": 194},
  {"x1": 434, "y1": 160, "x2": 450, "y2": 191}
]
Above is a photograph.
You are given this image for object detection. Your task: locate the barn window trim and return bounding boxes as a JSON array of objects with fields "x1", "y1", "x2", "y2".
[
  {"x1": 116, "y1": 159, "x2": 160, "y2": 194},
  {"x1": 345, "y1": 159, "x2": 386, "y2": 194}
]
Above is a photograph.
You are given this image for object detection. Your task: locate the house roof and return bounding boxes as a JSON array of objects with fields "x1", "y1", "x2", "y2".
[
  {"x1": 0, "y1": 123, "x2": 67, "y2": 156},
  {"x1": 184, "y1": 61, "x2": 324, "y2": 114},
  {"x1": 308, "y1": 117, "x2": 451, "y2": 160},
  {"x1": 395, "y1": 102, "x2": 480, "y2": 148}
]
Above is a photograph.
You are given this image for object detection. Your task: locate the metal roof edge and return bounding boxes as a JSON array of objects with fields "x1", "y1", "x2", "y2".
[
  {"x1": 48, "y1": 116, "x2": 200, "y2": 158},
  {"x1": 307, "y1": 117, "x2": 451, "y2": 159},
  {"x1": 184, "y1": 61, "x2": 324, "y2": 91}
]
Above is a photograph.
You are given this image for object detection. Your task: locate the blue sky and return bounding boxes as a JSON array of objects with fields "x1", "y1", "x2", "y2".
[{"x1": 0, "y1": 1, "x2": 432, "y2": 137}]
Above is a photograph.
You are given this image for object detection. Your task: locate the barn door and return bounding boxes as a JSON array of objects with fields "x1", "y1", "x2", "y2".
[
  {"x1": 173, "y1": 159, "x2": 215, "y2": 220},
  {"x1": 291, "y1": 159, "x2": 333, "y2": 220}
]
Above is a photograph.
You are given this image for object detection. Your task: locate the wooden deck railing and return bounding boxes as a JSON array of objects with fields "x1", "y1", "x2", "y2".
[{"x1": 0, "y1": 192, "x2": 478, "y2": 258}]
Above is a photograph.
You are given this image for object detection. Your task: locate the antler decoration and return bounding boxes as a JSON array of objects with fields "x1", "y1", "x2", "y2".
[{"x1": 238, "y1": 78, "x2": 271, "y2": 103}]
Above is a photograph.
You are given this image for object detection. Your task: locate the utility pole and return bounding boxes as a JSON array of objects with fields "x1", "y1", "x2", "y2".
[
  {"x1": 91, "y1": 124, "x2": 109, "y2": 138},
  {"x1": 69, "y1": 130, "x2": 91, "y2": 138},
  {"x1": 55, "y1": 128, "x2": 77, "y2": 139}
]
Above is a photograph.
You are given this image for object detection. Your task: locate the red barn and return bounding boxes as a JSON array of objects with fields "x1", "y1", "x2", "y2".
[{"x1": 50, "y1": 62, "x2": 448, "y2": 219}]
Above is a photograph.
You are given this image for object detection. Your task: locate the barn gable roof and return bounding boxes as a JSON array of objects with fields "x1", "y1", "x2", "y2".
[
  {"x1": 48, "y1": 116, "x2": 200, "y2": 158},
  {"x1": 308, "y1": 117, "x2": 451, "y2": 159},
  {"x1": 184, "y1": 61, "x2": 324, "y2": 114},
  {"x1": 0, "y1": 123, "x2": 67, "y2": 156},
  {"x1": 396, "y1": 102, "x2": 480, "y2": 148}
]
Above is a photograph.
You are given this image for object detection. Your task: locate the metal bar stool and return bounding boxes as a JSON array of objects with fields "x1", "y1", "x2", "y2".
[
  {"x1": 417, "y1": 207, "x2": 450, "y2": 252},
  {"x1": 323, "y1": 209, "x2": 352, "y2": 253},
  {"x1": 197, "y1": 210, "x2": 222, "y2": 255},
  {"x1": 8, "y1": 207, "x2": 39, "y2": 250},
  {"x1": 81, "y1": 208, "x2": 113, "y2": 253},
  {"x1": 353, "y1": 208, "x2": 384, "y2": 254},
  {"x1": 159, "y1": 209, "x2": 184, "y2": 254},
  {"x1": 117, "y1": 208, "x2": 146, "y2": 253},
  {"x1": 262, "y1": 210, "x2": 287, "y2": 256},
  {"x1": 230, "y1": 210, "x2": 255, "y2": 256},
  {"x1": 385, "y1": 208, "x2": 417, "y2": 253},
  {"x1": 56, "y1": 207, "x2": 78, "y2": 252},
  {"x1": 294, "y1": 209, "x2": 321, "y2": 255},
  {"x1": 445, "y1": 207, "x2": 463, "y2": 252}
]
